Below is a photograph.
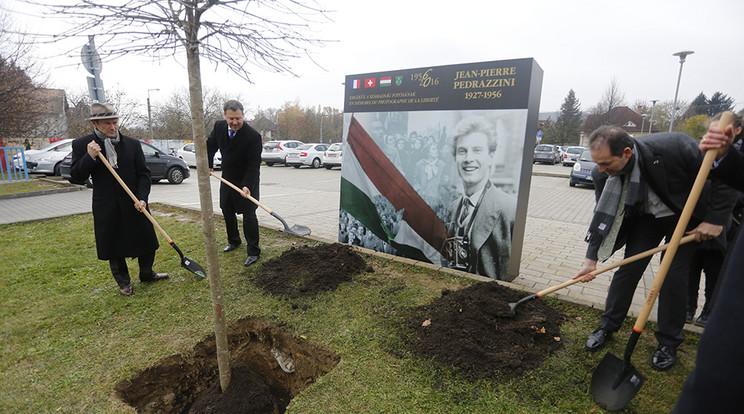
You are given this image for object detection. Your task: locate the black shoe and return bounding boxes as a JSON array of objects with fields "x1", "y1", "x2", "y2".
[
  {"x1": 685, "y1": 310, "x2": 695, "y2": 324},
  {"x1": 223, "y1": 244, "x2": 241, "y2": 253},
  {"x1": 586, "y1": 328, "x2": 612, "y2": 351},
  {"x1": 141, "y1": 273, "x2": 169, "y2": 283},
  {"x1": 244, "y1": 255, "x2": 259, "y2": 267},
  {"x1": 694, "y1": 312, "x2": 709, "y2": 327},
  {"x1": 651, "y1": 345, "x2": 677, "y2": 371},
  {"x1": 119, "y1": 285, "x2": 134, "y2": 296}
]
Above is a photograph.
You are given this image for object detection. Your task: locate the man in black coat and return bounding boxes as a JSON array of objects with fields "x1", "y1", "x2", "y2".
[
  {"x1": 573, "y1": 126, "x2": 736, "y2": 371},
  {"x1": 673, "y1": 116, "x2": 744, "y2": 412},
  {"x1": 207, "y1": 100, "x2": 263, "y2": 267},
  {"x1": 70, "y1": 102, "x2": 168, "y2": 296}
]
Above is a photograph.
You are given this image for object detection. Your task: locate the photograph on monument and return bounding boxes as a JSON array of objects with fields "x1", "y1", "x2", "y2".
[{"x1": 338, "y1": 109, "x2": 527, "y2": 280}]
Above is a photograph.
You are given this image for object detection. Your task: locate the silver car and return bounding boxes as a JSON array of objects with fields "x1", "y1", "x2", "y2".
[
  {"x1": 286, "y1": 143, "x2": 329, "y2": 169},
  {"x1": 176, "y1": 143, "x2": 221, "y2": 169},
  {"x1": 322, "y1": 143, "x2": 343, "y2": 169},
  {"x1": 261, "y1": 140, "x2": 304, "y2": 166},
  {"x1": 562, "y1": 146, "x2": 587, "y2": 166},
  {"x1": 14, "y1": 138, "x2": 74, "y2": 175}
]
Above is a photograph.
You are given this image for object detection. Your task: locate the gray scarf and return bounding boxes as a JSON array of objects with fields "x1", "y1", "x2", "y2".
[
  {"x1": 586, "y1": 143, "x2": 646, "y2": 248},
  {"x1": 93, "y1": 128, "x2": 120, "y2": 168}
]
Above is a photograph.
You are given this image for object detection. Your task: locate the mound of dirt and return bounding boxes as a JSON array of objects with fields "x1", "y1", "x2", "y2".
[
  {"x1": 253, "y1": 243, "x2": 371, "y2": 297},
  {"x1": 406, "y1": 281, "x2": 565, "y2": 380},
  {"x1": 115, "y1": 317, "x2": 339, "y2": 414}
]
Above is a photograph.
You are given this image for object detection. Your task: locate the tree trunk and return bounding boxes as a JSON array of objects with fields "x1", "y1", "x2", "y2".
[{"x1": 185, "y1": 42, "x2": 231, "y2": 392}]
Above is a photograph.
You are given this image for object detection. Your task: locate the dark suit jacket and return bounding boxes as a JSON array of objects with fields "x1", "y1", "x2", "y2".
[
  {"x1": 207, "y1": 120, "x2": 263, "y2": 213},
  {"x1": 449, "y1": 182, "x2": 516, "y2": 280},
  {"x1": 70, "y1": 133, "x2": 159, "y2": 260},
  {"x1": 587, "y1": 132, "x2": 737, "y2": 259}
]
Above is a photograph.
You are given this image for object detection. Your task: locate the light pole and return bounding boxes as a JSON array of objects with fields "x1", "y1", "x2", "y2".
[
  {"x1": 320, "y1": 114, "x2": 329, "y2": 143},
  {"x1": 147, "y1": 88, "x2": 160, "y2": 141},
  {"x1": 640, "y1": 114, "x2": 647, "y2": 136},
  {"x1": 648, "y1": 100, "x2": 658, "y2": 133},
  {"x1": 669, "y1": 51, "x2": 694, "y2": 132}
]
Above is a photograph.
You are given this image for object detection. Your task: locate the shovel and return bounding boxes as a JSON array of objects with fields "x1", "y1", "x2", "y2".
[
  {"x1": 591, "y1": 111, "x2": 734, "y2": 411},
  {"x1": 98, "y1": 153, "x2": 207, "y2": 279},
  {"x1": 508, "y1": 234, "x2": 696, "y2": 314},
  {"x1": 210, "y1": 171, "x2": 311, "y2": 236}
]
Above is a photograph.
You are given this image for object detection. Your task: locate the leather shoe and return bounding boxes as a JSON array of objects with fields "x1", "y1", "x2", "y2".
[
  {"x1": 586, "y1": 328, "x2": 612, "y2": 351},
  {"x1": 244, "y1": 255, "x2": 259, "y2": 267},
  {"x1": 685, "y1": 310, "x2": 695, "y2": 324},
  {"x1": 223, "y1": 244, "x2": 241, "y2": 253},
  {"x1": 651, "y1": 345, "x2": 677, "y2": 371},
  {"x1": 119, "y1": 285, "x2": 134, "y2": 296},
  {"x1": 694, "y1": 312, "x2": 709, "y2": 327},
  {"x1": 141, "y1": 273, "x2": 169, "y2": 282}
]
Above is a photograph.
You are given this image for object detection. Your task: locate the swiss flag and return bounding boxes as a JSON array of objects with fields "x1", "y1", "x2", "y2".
[{"x1": 365, "y1": 78, "x2": 376, "y2": 88}]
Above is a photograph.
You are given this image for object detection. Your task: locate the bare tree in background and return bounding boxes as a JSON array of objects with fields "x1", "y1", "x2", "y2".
[
  {"x1": 589, "y1": 77, "x2": 626, "y2": 126},
  {"x1": 20, "y1": 0, "x2": 331, "y2": 392}
]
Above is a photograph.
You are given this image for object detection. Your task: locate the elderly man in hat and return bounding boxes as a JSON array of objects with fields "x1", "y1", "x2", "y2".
[{"x1": 70, "y1": 102, "x2": 168, "y2": 296}]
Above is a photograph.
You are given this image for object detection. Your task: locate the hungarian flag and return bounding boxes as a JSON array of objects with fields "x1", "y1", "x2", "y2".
[
  {"x1": 341, "y1": 115, "x2": 448, "y2": 263},
  {"x1": 364, "y1": 78, "x2": 376, "y2": 88},
  {"x1": 380, "y1": 76, "x2": 392, "y2": 87}
]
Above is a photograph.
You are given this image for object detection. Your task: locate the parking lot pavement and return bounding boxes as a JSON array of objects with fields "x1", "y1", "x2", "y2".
[{"x1": 1, "y1": 163, "x2": 704, "y2": 330}]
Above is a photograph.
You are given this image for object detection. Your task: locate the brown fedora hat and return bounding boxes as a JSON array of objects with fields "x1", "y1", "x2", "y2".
[{"x1": 88, "y1": 102, "x2": 119, "y2": 120}]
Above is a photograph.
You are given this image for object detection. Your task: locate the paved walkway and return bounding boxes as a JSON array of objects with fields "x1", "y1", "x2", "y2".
[{"x1": 0, "y1": 168, "x2": 704, "y2": 334}]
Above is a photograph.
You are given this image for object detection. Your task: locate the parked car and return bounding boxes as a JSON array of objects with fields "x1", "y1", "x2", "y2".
[
  {"x1": 261, "y1": 140, "x2": 304, "y2": 166},
  {"x1": 60, "y1": 140, "x2": 190, "y2": 185},
  {"x1": 13, "y1": 138, "x2": 74, "y2": 176},
  {"x1": 533, "y1": 144, "x2": 561, "y2": 164},
  {"x1": 322, "y1": 143, "x2": 343, "y2": 169},
  {"x1": 570, "y1": 149, "x2": 597, "y2": 188},
  {"x1": 286, "y1": 143, "x2": 329, "y2": 168},
  {"x1": 562, "y1": 146, "x2": 587, "y2": 166},
  {"x1": 176, "y1": 143, "x2": 221, "y2": 169}
]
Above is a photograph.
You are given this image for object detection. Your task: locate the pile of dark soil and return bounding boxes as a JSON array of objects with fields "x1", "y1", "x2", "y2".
[
  {"x1": 406, "y1": 281, "x2": 566, "y2": 380},
  {"x1": 253, "y1": 243, "x2": 371, "y2": 297},
  {"x1": 115, "y1": 317, "x2": 339, "y2": 414}
]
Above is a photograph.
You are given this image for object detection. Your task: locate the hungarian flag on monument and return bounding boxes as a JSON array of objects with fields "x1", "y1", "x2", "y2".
[{"x1": 341, "y1": 115, "x2": 448, "y2": 263}]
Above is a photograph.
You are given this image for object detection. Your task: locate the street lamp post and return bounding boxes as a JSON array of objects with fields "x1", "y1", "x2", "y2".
[
  {"x1": 649, "y1": 100, "x2": 658, "y2": 133},
  {"x1": 669, "y1": 51, "x2": 694, "y2": 132},
  {"x1": 320, "y1": 114, "x2": 329, "y2": 143},
  {"x1": 147, "y1": 88, "x2": 160, "y2": 141},
  {"x1": 640, "y1": 114, "x2": 648, "y2": 135}
]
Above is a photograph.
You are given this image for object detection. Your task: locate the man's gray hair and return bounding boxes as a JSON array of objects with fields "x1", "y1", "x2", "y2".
[
  {"x1": 223, "y1": 100, "x2": 244, "y2": 114},
  {"x1": 450, "y1": 116, "x2": 498, "y2": 156}
]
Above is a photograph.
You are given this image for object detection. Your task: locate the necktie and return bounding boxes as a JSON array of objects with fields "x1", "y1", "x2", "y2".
[
  {"x1": 597, "y1": 175, "x2": 630, "y2": 261},
  {"x1": 458, "y1": 198, "x2": 472, "y2": 229},
  {"x1": 229, "y1": 129, "x2": 235, "y2": 140}
]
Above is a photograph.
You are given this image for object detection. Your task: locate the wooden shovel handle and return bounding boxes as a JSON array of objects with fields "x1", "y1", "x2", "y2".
[
  {"x1": 632, "y1": 111, "x2": 734, "y2": 332},
  {"x1": 209, "y1": 171, "x2": 272, "y2": 214},
  {"x1": 97, "y1": 153, "x2": 173, "y2": 243},
  {"x1": 537, "y1": 234, "x2": 696, "y2": 298}
]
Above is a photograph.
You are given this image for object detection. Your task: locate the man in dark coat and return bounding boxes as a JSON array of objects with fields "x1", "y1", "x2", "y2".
[
  {"x1": 70, "y1": 102, "x2": 168, "y2": 296},
  {"x1": 573, "y1": 126, "x2": 736, "y2": 371},
  {"x1": 207, "y1": 100, "x2": 263, "y2": 267},
  {"x1": 673, "y1": 115, "x2": 744, "y2": 413}
]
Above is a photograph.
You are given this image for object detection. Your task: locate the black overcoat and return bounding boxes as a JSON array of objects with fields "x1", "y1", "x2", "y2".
[
  {"x1": 207, "y1": 120, "x2": 263, "y2": 213},
  {"x1": 70, "y1": 133, "x2": 159, "y2": 260}
]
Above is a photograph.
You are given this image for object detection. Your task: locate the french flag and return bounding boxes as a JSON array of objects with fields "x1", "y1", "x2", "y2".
[{"x1": 352, "y1": 79, "x2": 361, "y2": 89}]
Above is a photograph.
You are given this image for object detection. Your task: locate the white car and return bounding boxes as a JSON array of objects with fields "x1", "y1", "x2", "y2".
[
  {"x1": 14, "y1": 138, "x2": 74, "y2": 175},
  {"x1": 176, "y1": 143, "x2": 221, "y2": 169},
  {"x1": 286, "y1": 143, "x2": 329, "y2": 169},
  {"x1": 261, "y1": 140, "x2": 304, "y2": 166},
  {"x1": 322, "y1": 143, "x2": 343, "y2": 169}
]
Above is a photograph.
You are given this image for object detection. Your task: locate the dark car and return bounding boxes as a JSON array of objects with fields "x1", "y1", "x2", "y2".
[
  {"x1": 533, "y1": 144, "x2": 561, "y2": 165},
  {"x1": 569, "y1": 149, "x2": 597, "y2": 188},
  {"x1": 60, "y1": 140, "x2": 191, "y2": 185}
]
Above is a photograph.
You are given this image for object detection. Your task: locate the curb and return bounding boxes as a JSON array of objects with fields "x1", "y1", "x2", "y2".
[{"x1": 0, "y1": 183, "x2": 87, "y2": 200}]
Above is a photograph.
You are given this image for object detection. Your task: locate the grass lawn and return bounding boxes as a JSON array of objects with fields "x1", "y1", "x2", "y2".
[
  {"x1": 0, "y1": 177, "x2": 71, "y2": 196},
  {"x1": 0, "y1": 207, "x2": 699, "y2": 413}
]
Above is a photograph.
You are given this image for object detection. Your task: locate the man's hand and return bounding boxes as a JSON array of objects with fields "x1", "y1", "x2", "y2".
[
  {"x1": 700, "y1": 123, "x2": 734, "y2": 159},
  {"x1": 134, "y1": 200, "x2": 147, "y2": 212},
  {"x1": 242, "y1": 187, "x2": 251, "y2": 198},
  {"x1": 573, "y1": 258, "x2": 598, "y2": 283},
  {"x1": 87, "y1": 141, "x2": 102, "y2": 159},
  {"x1": 686, "y1": 222, "x2": 723, "y2": 242}
]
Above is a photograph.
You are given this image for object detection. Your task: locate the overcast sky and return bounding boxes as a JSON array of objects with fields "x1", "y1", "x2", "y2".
[{"x1": 8, "y1": 0, "x2": 744, "y2": 117}]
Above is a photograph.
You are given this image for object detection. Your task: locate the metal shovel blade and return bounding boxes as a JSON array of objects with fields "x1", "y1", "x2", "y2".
[
  {"x1": 270, "y1": 211, "x2": 311, "y2": 236},
  {"x1": 170, "y1": 242, "x2": 207, "y2": 279},
  {"x1": 591, "y1": 352, "x2": 646, "y2": 411}
]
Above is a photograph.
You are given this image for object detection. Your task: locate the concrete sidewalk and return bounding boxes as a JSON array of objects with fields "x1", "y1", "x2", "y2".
[{"x1": 0, "y1": 169, "x2": 704, "y2": 334}]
